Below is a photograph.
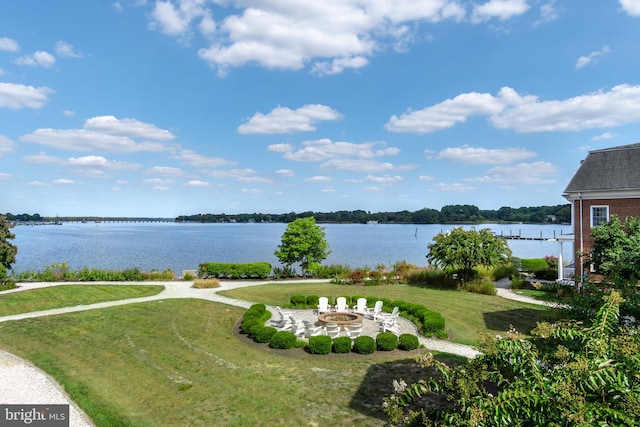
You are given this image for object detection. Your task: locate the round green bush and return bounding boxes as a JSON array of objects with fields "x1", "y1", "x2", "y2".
[
  {"x1": 308, "y1": 335, "x2": 332, "y2": 355},
  {"x1": 246, "y1": 321, "x2": 265, "y2": 338},
  {"x1": 332, "y1": 337, "x2": 352, "y2": 353},
  {"x1": 353, "y1": 336, "x2": 376, "y2": 354},
  {"x1": 376, "y1": 332, "x2": 399, "y2": 351},
  {"x1": 240, "y1": 318, "x2": 261, "y2": 335},
  {"x1": 254, "y1": 326, "x2": 277, "y2": 344},
  {"x1": 306, "y1": 295, "x2": 319, "y2": 307},
  {"x1": 398, "y1": 334, "x2": 420, "y2": 351},
  {"x1": 269, "y1": 331, "x2": 297, "y2": 349},
  {"x1": 290, "y1": 294, "x2": 307, "y2": 307}
]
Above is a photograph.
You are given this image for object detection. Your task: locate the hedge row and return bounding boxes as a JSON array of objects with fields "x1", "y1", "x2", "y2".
[
  {"x1": 286, "y1": 295, "x2": 447, "y2": 339},
  {"x1": 239, "y1": 304, "x2": 421, "y2": 354},
  {"x1": 199, "y1": 262, "x2": 271, "y2": 279}
]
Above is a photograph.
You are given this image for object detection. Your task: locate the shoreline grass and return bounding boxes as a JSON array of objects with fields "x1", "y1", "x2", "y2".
[{"x1": 0, "y1": 285, "x2": 164, "y2": 316}]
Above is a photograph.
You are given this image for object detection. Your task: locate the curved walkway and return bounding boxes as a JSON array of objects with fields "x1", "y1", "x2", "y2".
[{"x1": 0, "y1": 278, "x2": 554, "y2": 424}]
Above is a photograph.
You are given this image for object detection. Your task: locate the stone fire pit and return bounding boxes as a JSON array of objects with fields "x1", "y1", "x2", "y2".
[{"x1": 318, "y1": 312, "x2": 363, "y2": 328}]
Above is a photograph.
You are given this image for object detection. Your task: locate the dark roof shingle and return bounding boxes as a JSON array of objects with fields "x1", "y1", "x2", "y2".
[{"x1": 564, "y1": 143, "x2": 640, "y2": 193}]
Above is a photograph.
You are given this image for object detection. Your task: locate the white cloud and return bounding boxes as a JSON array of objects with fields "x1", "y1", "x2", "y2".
[
  {"x1": 0, "y1": 83, "x2": 54, "y2": 109},
  {"x1": 321, "y1": 186, "x2": 337, "y2": 193},
  {"x1": 144, "y1": 0, "x2": 473, "y2": 76},
  {"x1": 620, "y1": 0, "x2": 640, "y2": 16},
  {"x1": 535, "y1": 0, "x2": 558, "y2": 25},
  {"x1": 145, "y1": 166, "x2": 183, "y2": 176},
  {"x1": 305, "y1": 175, "x2": 333, "y2": 182},
  {"x1": 84, "y1": 116, "x2": 176, "y2": 140},
  {"x1": 433, "y1": 182, "x2": 477, "y2": 192},
  {"x1": 53, "y1": 178, "x2": 75, "y2": 184},
  {"x1": 15, "y1": 51, "x2": 56, "y2": 68},
  {"x1": 471, "y1": 0, "x2": 530, "y2": 23},
  {"x1": 0, "y1": 135, "x2": 16, "y2": 156},
  {"x1": 206, "y1": 168, "x2": 258, "y2": 180},
  {"x1": 591, "y1": 132, "x2": 616, "y2": 141},
  {"x1": 275, "y1": 169, "x2": 295, "y2": 177},
  {"x1": 484, "y1": 161, "x2": 557, "y2": 184},
  {"x1": 365, "y1": 174, "x2": 404, "y2": 184},
  {"x1": 185, "y1": 180, "x2": 211, "y2": 187},
  {"x1": 173, "y1": 149, "x2": 235, "y2": 168},
  {"x1": 0, "y1": 37, "x2": 19, "y2": 52},
  {"x1": 388, "y1": 84, "x2": 640, "y2": 134},
  {"x1": 68, "y1": 155, "x2": 142, "y2": 170},
  {"x1": 55, "y1": 41, "x2": 82, "y2": 58},
  {"x1": 153, "y1": 186, "x2": 171, "y2": 191},
  {"x1": 437, "y1": 145, "x2": 537, "y2": 164},
  {"x1": 267, "y1": 143, "x2": 295, "y2": 153},
  {"x1": 238, "y1": 104, "x2": 342, "y2": 134},
  {"x1": 0, "y1": 172, "x2": 11, "y2": 180},
  {"x1": 419, "y1": 175, "x2": 436, "y2": 181},
  {"x1": 575, "y1": 46, "x2": 610, "y2": 69},
  {"x1": 491, "y1": 84, "x2": 640, "y2": 132},
  {"x1": 320, "y1": 158, "x2": 395, "y2": 173},
  {"x1": 144, "y1": 178, "x2": 175, "y2": 185},
  {"x1": 283, "y1": 139, "x2": 399, "y2": 162},
  {"x1": 20, "y1": 129, "x2": 169, "y2": 152},
  {"x1": 23, "y1": 152, "x2": 63, "y2": 164}
]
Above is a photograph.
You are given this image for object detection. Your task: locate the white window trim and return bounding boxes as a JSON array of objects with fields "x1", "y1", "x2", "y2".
[{"x1": 590, "y1": 205, "x2": 609, "y2": 228}]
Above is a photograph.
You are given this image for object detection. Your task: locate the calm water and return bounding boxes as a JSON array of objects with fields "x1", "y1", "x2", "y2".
[{"x1": 11, "y1": 222, "x2": 574, "y2": 274}]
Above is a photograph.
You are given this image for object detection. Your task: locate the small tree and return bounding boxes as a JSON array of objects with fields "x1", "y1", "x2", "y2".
[
  {"x1": 274, "y1": 217, "x2": 330, "y2": 275},
  {"x1": 426, "y1": 227, "x2": 511, "y2": 282},
  {"x1": 589, "y1": 215, "x2": 640, "y2": 285},
  {"x1": 0, "y1": 215, "x2": 18, "y2": 282}
]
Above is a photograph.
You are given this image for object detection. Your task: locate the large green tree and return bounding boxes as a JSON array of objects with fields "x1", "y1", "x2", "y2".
[
  {"x1": 426, "y1": 227, "x2": 511, "y2": 282},
  {"x1": 0, "y1": 215, "x2": 18, "y2": 282},
  {"x1": 385, "y1": 291, "x2": 640, "y2": 426},
  {"x1": 274, "y1": 217, "x2": 330, "y2": 275},
  {"x1": 589, "y1": 215, "x2": 640, "y2": 285}
]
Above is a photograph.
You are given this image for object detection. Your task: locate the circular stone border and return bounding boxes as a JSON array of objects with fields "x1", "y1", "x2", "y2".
[{"x1": 318, "y1": 312, "x2": 364, "y2": 328}]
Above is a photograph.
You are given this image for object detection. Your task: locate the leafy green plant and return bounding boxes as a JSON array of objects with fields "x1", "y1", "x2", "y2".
[
  {"x1": 290, "y1": 294, "x2": 306, "y2": 307},
  {"x1": 191, "y1": 278, "x2": 220, "y2": 288},
  {"x1": 254, "y1": 326, "x2": 277, "y2": 344},
  {"x1": 376, "y1": 332, "x2": 399, "y2": 351},
  {"x1": 384, "y1": 291, "x2": 640, "y2": 426},
  {"x1": 332, "y1": 337, "x2": 352, "y2": 353},
  {"x1": 307, "y1": 335, "x2": 332, "y2": 354},
  {"x1": 353, "y1": 336, "x2": 376, "y2": 354},
  {"x1": 398, "y1": 334, "x2": 419, "y2": 351},
  {"x1": 520, "y1": 258, "x2": 548, "y2": 272},
  {"x1": 269, "y1": 331, "x2": 297, "y2": 349},
  {"x1": 274, "y1": 217, "x2": 330, "y2": 275},
  {"x1": 462, "y1": 279, "x2": 497, "y2": 295}
]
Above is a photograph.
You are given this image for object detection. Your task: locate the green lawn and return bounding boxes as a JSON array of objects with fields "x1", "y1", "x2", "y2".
[
  {"x1": 0, "y1": 282, "x2": 558, "y2": 426},
  {"x1": 0, "y1": 285, "x2": 164, "y2": 316},
  {"x1": 220, "y1": 282, "x2": 557, "y2": 346},
  {"x1": 0, "y1": 299, "x2": 460, "y2": 426}
]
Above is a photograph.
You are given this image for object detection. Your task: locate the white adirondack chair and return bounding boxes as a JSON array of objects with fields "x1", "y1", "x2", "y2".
[
  {"x1": 353, "y1": 298, "x2": 368, "y2": 315},
  {"x1": 324, "y1": 322, "x2": 341, "y2": 338},
  {"x1": 334, "y1": 296, "x2": 348, "y2": 312},
  {"x1": 289, "y1": 316, "x2": 306, "y2": 337},
  {"x1": 344, "y1": 322, "x2": 363, "y2": 339},
  {"x1": 317, "y1": 297, "x2": 331, "y2": 314},
  {"x1": 303, "y1": 320, "x2": 323, "y2": 338},
  {"x1": 366, "y1": 300, "x2": 384, "y2": 320}
]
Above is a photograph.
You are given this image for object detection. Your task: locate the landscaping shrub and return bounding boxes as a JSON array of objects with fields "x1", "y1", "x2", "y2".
[
  {"x1": 491, "y1": 263, "x2": 518, "y2": 280},
  {"x1": 353, "y1": 336, "x2": 376, "y2": 354},
  {"x1": 141, "y1": 269, "x2": 175, "y2": 280},
  {"x1": 290, "y1": 294, "x2": 306, "y2": 307},
  {"x1": 376, "y1": 332, "x2": 399, "y2": 351},
  {"x1": 398, "y1": 334, "x2": 420, "y2": 351},
  {"x1": 463, "y1": 279, "x2": 497, "y2": 295},
  {"x1": 406, "y1": 268, "x2": 457, "y2": 289},
  {"x1": 269, "y1": 331, "x2": 297, "y2": 349},
  {"x1": 306, "y1": 295, "x2": 319, "y2": 307},
  {"x1": 198, "y1": 262, "x2": 271, "y2": 279},
  {"x1": 308, "y1": 335, "x2": 332, "y2": 355},
  {"x1": 521, "y1": 258, "x2": 548, "y2": 272},
  {"x1": 191, "y1": 278, "x2": 220, "y2": 288},
  {"x1": 332, "y1": 337, "x2": 352, "y2": 353},
  {"x1": 254, "y1": 327, "x2": 277, "y2": 344},
  {"x1": 240, "y1": 319, "x2": 261, "y2": 335},
  {"x1": 308, "y1": 263, "x2": 351, "y2": 279}
]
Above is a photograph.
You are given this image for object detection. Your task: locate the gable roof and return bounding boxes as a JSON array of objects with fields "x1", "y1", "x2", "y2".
[{"x1": 564, "y1": 143, "x2": 640, "y2": 196}]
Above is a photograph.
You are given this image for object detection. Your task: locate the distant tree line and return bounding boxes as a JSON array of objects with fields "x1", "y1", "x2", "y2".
[{"x1": 175, "y1": 204, "x2": 571, "y2": 224}]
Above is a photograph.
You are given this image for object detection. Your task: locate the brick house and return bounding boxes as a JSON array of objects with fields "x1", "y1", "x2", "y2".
[{"x1": 562, "y1": 143, "x2": 640, "y2": 278}]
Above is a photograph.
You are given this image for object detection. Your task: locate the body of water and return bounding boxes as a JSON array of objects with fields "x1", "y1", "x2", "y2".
[{"x1": 11, "y1": 222, "x2": 574, "y2": 274}]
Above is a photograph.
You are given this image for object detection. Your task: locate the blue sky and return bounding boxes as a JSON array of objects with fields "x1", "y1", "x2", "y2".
[{"x1": 1, "y1": 1, "x2": 640, "y2": 218}]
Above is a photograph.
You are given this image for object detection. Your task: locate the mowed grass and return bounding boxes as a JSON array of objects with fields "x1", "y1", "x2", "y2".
[
  {"x1": 0, "y1": 299, "x2": 454, "y2": 426},
  {"x1": 0, "y1": 285, "x2": 164, "y2": 316},
  {"x1": 220, "y1": 282, "x2": 557, "y2": 345}
]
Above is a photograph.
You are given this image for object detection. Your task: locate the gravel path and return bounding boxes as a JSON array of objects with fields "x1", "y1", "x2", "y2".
[{"x1": 0, "y1": 278, "x2": 553, "y2": 424}]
